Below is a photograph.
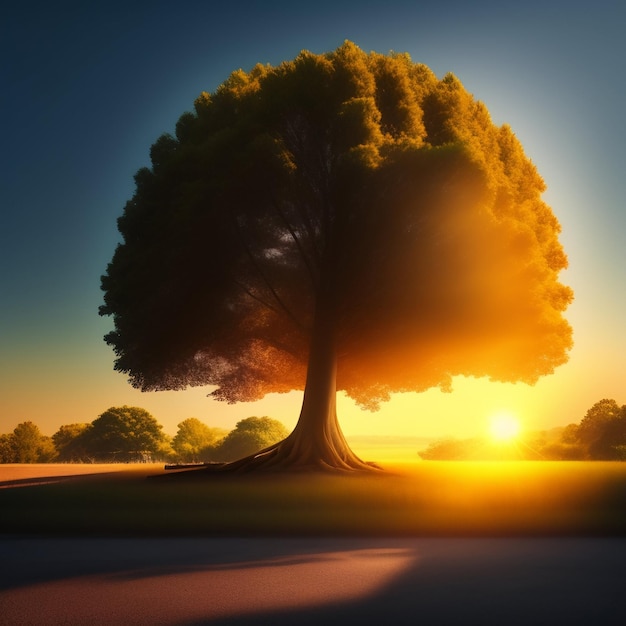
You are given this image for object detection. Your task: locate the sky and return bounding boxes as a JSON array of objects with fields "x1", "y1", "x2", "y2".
[{"x1": 1, "y1": 0, "x2": 624, "y2": 442}]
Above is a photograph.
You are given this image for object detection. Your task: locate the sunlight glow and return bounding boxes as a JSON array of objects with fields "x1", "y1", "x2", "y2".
[{"x1": 489, "y1": 412, "x2": 521, "y2": 442}]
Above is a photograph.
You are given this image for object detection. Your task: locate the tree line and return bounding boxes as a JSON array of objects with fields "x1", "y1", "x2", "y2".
[
  {"x1": 419, "y1": 399, "x2": 626, "y2": 461},
  {"x1": 0, "y1": 406, "x2": 289, "y2": 464}
]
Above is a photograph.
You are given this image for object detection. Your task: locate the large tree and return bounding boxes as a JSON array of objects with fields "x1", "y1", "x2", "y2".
[{"x1": 100, "y1": 42, "x2": 572, "y2": 472}]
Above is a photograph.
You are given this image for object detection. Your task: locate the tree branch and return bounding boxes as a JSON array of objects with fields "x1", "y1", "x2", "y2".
[
  {"x1": 231, "y1": 215, "x2": 307, "y2": 333},
  {"x1": 270, "y1": 197, "x2": 318, "y2": 288},
  {"x1": 232, "y1": 280, "x2": 281, "y2": 315}
]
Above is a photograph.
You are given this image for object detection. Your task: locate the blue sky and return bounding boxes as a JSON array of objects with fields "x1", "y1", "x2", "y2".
[{"x1": 1, "y1": 0, "x2": 624, "y2": 438}]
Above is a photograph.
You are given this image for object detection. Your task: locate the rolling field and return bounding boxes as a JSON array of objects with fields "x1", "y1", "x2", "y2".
[{"x1": 1, "y1": 461, "x2": 626, "y2": 536}]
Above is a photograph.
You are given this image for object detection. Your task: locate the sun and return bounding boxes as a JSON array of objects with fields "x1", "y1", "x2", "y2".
[{"x1": 488, "y1": 412, "x2": 521, "y2": 442}]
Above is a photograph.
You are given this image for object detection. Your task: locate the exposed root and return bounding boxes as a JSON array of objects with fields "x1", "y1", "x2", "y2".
[{"x1": 162, "y1": 436, "x2": 383, "y2": 478}]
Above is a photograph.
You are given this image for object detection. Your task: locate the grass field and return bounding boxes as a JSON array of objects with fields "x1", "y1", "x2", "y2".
[{"x1": 1, "y1": 461, "x2": 625, "y2": 537}]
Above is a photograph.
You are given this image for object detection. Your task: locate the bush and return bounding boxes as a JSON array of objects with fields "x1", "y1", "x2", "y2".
[{"x1": 213, "y1": 417, "x2": 289, "y2": 462}]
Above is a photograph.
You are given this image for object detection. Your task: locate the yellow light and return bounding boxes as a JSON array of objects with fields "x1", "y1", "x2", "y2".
[{"x1": 489, "y1": 412, "x2": 521, "y2": 442}]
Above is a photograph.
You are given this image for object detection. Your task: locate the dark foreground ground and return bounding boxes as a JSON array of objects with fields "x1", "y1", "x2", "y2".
[
  {"x1": 1, "y1": 463, "x2": 625, "y2": 624},
  {"x1": 3, "y1": 461, "x2": 626, "y2": 536},
  {"x1": 1, "y1": 536, "x2": 625, "y2": 625}
]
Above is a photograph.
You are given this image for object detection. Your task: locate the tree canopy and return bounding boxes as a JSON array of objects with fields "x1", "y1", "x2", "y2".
[
  {"x1": 575, "y1": 399, "x2": 626, "y2": 459},
  {"x1": 81, "y1": 406, "x2": 170, "y2": 462},
  {"x1": 100, "y1": 42, "x2": 572, "y2": 471},
  {"x1": 213, "y1": 416, "x2": 290, "y2": 462},
  {"x1": 172, "y1": 417, "x2": 226, "y2": 462},
  {"x1": 0, "y1": 422, "x2": 56, "y2": 463},
  {"x1": 52, "y1": 423, "x2": 90, "y2": 462}
]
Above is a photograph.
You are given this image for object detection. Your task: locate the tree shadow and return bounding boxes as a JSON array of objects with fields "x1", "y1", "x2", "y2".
[
  {"x1": 0, "y1": 536, "x2": 401, "y2": 591},
  {"x1": 183, "y1": 537, "x2": 626, "y2": 626},
  {"x1": 1, "y1": 537, "x2": 625, "y2": 625}
]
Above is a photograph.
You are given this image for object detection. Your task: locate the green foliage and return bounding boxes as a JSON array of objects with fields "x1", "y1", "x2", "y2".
[
  {"x1": 37, "y1": 437, "x2": 57, "y2": 462},
  {"x1": 588, "y1": 406, "x2": 626, "y2": 460},
  {"x1": 12, "y1": 422, "x2": 41, "y2": 462},
  {"x1": 81, "y1": 406, "x2": 171, "y2": 462},
  {"x1": 576, "y1": 399, "x2": 625, "y2": 459},
  {"x1": 100, "y1": 41, "x2": 572, "y2": 411},
  {"x1": 171, "y1": 417, "x2": 226, "y2": 462},
  {"x1": 0, "y1": 412, "x2": 284, "y2": 465},
  {"x1": 0, "y1": 434, "x2": 15, "y2": 463},
  {"x1": 213, "y1": 416, "x2": 290, "y2": 462},
  {"x1": 0, "y1": 422, "x2": 57, "y2": 463},
  {"x1": 52, "y1": 423, "x2": 90, "y2": 462}
]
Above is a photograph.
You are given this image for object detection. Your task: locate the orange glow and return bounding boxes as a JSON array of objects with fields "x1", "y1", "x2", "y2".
[{"x1": 488, "y1": 412, "x2": 521, "y2": 442}]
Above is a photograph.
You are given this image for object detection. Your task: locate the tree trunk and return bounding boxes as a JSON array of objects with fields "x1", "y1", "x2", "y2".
[{"x1": 215, "y1": 287, "x2": 379, "y2": 473}]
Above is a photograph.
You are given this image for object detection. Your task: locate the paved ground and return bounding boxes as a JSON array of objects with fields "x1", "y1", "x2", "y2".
[{"x1": 1, "y1": 536, "x2": 625, "y2": 625}]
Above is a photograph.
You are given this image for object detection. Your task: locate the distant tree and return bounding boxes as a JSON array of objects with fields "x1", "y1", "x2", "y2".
[
  {"x1": 419, "y1": 437, "x2": 478, "y2": 460},
  {"x1": 0, "y1": 433, "x2": 16, "y2": 463},
  {"x1": 418, "y1": 436, "x2": 529, "y2": 460},
  {"x1": 560, "y1": 423, "x2": 579, "y2": 444},
  {"x1": 37, "y1": 437, "x2": 57, "y2": 462},
  {"x1": 213, "y1": 417, "x2": 290, "y2": 462},
  {"x1": 81, "y1": 406, "x2": 171, "y2": 462},
  {"x1": 576, "y1": 399, "x2": 623, "y2": 459},
  {"x1": 8, "y1": 422, "x2": 56, "y2": 463},
  {"x1": 171, "y1": 418, "x2": 227, "y2": 462},
  {"x1": 540, "y1": 441, "x2": 586, "y2": 460},
  {"x1": 588, "y1": 404, "x2": 626, "y2": 460},
  {"x1": 100, "y1": 41, "x2": 572, "y2": 471},
  {"x1": 533, "y1": 422, "x2": 585, "y2": 459},
  {"x1": 52, "y1": 423, "x2": 90, "y2": 462}
]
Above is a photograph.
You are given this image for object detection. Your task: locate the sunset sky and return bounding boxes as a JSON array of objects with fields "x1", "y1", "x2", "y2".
[{"x1": 1, "y1": 0, "x2": 624, "y2": 441}]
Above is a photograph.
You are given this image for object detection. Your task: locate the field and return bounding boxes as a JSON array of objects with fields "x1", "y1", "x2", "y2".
[{"x1": 2, "y1": 461, "x2": 626, "y2": 536}]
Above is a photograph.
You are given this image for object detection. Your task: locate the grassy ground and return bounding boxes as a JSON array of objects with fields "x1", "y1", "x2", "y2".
[{"x1": 1, "y1": 461, "x2": 625, "y2": 536}]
